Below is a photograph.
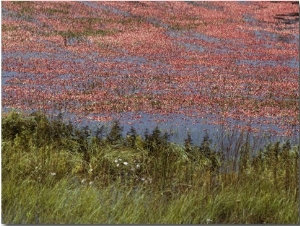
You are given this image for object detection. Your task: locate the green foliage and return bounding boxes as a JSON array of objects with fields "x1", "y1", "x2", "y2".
[
  {"x1": 95, "y1": 124, "x2": 105, "y2": 139},
  {"x1": 107, "y1": 120, "x2": 123, "y2": 145},
  {"x1": 184, "y1": 132, "x2": 193, "y2": 153},
  {"x1": 199, "y1": 131, "x2": 213, "y2": 158},
  {"x1": 126, "y1": 126, "x2": 137, "y2": 148},
  {"x1": 2, "y1": 112, "x2": 22, "y2": 139},
  {"x1": 144, "y1": 126, "x2": 169, "y2": 155},
  {"x1": 1, "y1": 111, "x2": 299, "y2": 224}
]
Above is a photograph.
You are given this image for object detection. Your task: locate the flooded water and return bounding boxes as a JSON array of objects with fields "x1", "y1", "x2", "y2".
[{"x1": 2, "y1": 1, "x2": 299, "y2": 147}]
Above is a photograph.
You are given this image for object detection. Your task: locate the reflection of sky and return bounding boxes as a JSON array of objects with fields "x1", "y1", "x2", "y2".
[
  {"x1": 236, "y1": 59, "x2": 299, "y2": 69},
  {"x1": 1, "y1": 71, "x2": 18, "y2": 86},
  {"x1": 80, "y1": 1, "x2": 130, "y2": 17},
  {"x1": 255, "y1": 30, "x2": 299, "y2": 45},
  {"x1": 72, "y1": 111, "x2": 298, "y2": 147}
]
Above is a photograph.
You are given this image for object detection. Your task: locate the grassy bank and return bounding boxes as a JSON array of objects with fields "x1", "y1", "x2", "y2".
[{"x1": 1, "y1": 111, "x2": 299, "y2": 224}]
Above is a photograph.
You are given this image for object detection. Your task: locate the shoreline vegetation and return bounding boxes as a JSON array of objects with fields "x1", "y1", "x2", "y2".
[{"x1": 2, "y1": 111, "x2": 299, "y2": 224}]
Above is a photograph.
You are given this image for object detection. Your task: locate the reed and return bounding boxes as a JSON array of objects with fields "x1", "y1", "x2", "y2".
[{"x1": 2, "y1": 111, "x2": 299, "y2": 224}]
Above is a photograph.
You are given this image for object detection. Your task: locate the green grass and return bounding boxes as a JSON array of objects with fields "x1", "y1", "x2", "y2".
[{"x1": 1, "y1": 111, "x2": 299, "y2": 224}]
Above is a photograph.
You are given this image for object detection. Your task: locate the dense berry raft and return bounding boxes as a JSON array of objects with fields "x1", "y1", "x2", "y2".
[{"x1": 2, "y1": 1, "x2": 299, "y2": 142}]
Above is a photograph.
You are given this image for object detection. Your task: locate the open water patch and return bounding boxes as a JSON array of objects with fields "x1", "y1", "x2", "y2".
[
  {"x1": 254, "y1": 29, "x2": 299, "y2": 45},
  {"x1": 1, "y1": 71, "x2": 19, "y2": 86},
  {"x1": 64, "y1": 110, "x2": 299, "y2": 148},
  {"x1": 236, "y1": 59, "x2": 299, "y2": 69},
  {"x1": 80, "y1": 1, "x2": 130, "y2": 17}
]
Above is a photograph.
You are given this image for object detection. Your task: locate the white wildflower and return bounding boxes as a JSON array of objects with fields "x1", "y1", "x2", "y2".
[
  {"x1": 116, "y1": 163, "x2": 119, "y2": 167},
  {"x1": 81, "y1": 179, "x2": 86, "y2": 184},
  {"x1": 136, "y1": 164, "x2": 140, "y2": 169},
  {"x1": 123, "y1": 162, "x2": 128, "y2": 166},
  {"x1": 114, "y1": 159, "x2": 118, "y2": 163},
  {"x1": 206, "y1": 218, "x2": 213, "y2": 224},
  {"x1": 50, "y1": 172, "x2": 56, "y2": 176}
]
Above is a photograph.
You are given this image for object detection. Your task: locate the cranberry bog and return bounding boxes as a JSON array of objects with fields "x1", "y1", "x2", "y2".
[{"x1": 1, "y1": 1, "x2": 299, "y2": 145}]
